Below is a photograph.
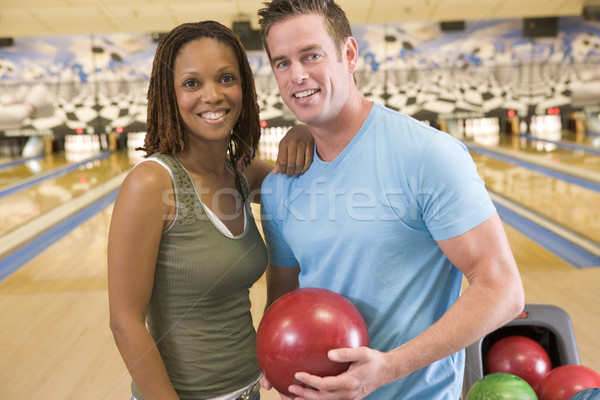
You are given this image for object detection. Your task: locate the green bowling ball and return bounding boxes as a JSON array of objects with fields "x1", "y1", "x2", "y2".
[{"x1": 466, "y1": 372, "x2": 538, "y2": 400}]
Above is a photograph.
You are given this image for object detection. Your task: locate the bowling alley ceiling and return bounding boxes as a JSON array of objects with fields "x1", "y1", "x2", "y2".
[{"x1": 0, "y1": 0, "x2": 593, "y2": 37}]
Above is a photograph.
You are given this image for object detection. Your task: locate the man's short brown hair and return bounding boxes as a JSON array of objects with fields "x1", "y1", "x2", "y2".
[{"x1": 258, "y1": 0, "x2": 353, "y2": 59}]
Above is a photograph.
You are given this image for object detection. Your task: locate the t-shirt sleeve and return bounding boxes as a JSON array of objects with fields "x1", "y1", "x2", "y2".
[
  {"x1": 260, "y1": 175, "x2": 300, "y2": 267},
  {"x1": 417, "y1": 132, "x2": 496, "y2": 241}
]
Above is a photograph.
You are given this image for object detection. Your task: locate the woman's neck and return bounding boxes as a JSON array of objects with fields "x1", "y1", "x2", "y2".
[{"x1": 175, "y1": 139, "x2": 230, "y2": 177}]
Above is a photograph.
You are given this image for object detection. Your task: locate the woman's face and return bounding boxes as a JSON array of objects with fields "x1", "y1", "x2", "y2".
[{"x1": 173, "y1": 37, "x2": 243, "y2": 144}]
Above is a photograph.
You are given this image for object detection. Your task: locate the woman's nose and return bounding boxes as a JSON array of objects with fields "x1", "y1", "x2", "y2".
[{"x1": 201, "y1": 82, "x2": 223, "y2": 103}]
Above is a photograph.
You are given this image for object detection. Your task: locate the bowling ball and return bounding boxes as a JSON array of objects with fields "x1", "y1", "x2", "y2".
[
  {"x1": 466, "y1": 372, "x2": 537, "y2": 400},
  {"x1": 570, "y1": 388, "x2": 600, "y2": 400},
  {"x1": 484, "y1": 335, "x2": 552, "y2": 393},
  {"x1": 255, "y1": 288, "x2": 369, "y2": 397},
  {"x1": 538, "y1": 365, "x2": 600, "y2": 400}
]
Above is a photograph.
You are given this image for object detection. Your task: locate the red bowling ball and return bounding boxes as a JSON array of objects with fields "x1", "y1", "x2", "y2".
[
  {"x1": 256, "y1": 288, "x2": 369, "y2": 397},
  {"x1": 538, "y1": 365, "x2": 600, "y2": 400},
  {"x1": 484, "y1": 335, "x2": 552, "y2": 393}
]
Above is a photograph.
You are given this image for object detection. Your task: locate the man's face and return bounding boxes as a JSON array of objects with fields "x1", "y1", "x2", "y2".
[{"x1": 266, "y1": 13, "x2": 352, "y2": 128}]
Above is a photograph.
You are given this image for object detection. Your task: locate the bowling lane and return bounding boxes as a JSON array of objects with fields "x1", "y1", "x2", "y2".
[
  {"x1": 519, "y1": 266, "x2": 600, "y2": 376},
  {"x1": 471, "y1": 152, "x2": 600, "y2": 245},
  {"x1": 0, "y1": 151, "x2": 134, "y2": 237},
  {"x1": 0, "y1": 153, "x2": 72, "y2": 187},
  {"x1": 0, "y1": 203, "x2": 131, "y2": 399},
  {"x1": 484, "y1": 133, "x2": 600, "y2": 174},
  {"x1": 561, "y1": 129, "x2": 600, "y2": 147},
  {"x1": 502, "y1": 223, "x2": 574, "y2": 272},
  {"x1": 0, "y1": 202, "x2": 593, "y2": 400}
]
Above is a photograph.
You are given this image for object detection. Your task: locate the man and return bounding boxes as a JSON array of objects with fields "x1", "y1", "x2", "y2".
[{"x1": 257, "y1": 0, "x2": 525, "y2": 398}]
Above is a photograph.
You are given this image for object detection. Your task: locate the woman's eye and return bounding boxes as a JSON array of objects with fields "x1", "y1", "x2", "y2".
[{"x1": 183, "y1": 80, "x2": 197, "y2": 88}]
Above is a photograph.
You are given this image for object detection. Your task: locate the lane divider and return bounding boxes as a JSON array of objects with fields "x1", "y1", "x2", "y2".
[
  {"x1": 0, "y1": 173, "x2": 126, "y2": 282},
  {"x1": 0, "y1": 154, "x2": 45, "y2": 172},
  {"x1": 0, "y1": 152, "x2": 111, "y2": 199},
  {"x1": 465, "y1": 142, "x2": 600, "y2": 192},
  {"x1": 490, "y1": 191, "x2": 600, "y2": 268},
  {"x1": 520, "y1": 134, "x2": 600, "y2": 156}
]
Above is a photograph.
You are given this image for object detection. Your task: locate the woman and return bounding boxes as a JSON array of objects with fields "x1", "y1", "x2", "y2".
[{"x1": 107, "y1": 21, "x2": 312, "y2": 400}]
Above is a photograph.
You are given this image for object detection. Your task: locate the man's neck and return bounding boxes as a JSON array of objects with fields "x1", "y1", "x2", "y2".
[{"x1": 311, "y1": 95, "x2": 373, "y2": 162}]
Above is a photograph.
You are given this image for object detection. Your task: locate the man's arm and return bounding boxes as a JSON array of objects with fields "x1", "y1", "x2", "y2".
[
  {"x1": 384, "y1": 212, "x2": 524, "y2": 381},
  {"x1": 288, "y1": 213, "x2": 524, "y2": 400}
]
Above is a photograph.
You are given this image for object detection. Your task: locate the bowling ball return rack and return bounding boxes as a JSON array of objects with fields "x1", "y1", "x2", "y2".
[{"x1": 462, "y1": 303, "x2": 581, "y2": 398}]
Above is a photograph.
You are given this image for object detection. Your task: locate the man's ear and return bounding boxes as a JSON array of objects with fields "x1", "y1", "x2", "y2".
[{"x1": 344, "y1": 36, "x2": 359, "y2": 74}]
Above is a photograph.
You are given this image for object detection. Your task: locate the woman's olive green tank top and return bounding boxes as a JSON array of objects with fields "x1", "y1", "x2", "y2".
[{"x1": 132, "y1": 153, "x2": 267, "y2": 400}]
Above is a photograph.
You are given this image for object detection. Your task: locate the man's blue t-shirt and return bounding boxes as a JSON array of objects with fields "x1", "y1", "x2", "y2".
[{"x1": 260, "y1": 102, "x2": 495, "y2": 399}]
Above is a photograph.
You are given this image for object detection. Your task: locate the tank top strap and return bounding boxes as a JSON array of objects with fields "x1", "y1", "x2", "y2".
[{"x1": 148, "y1": 153, "x2": 206, "y2": 224}]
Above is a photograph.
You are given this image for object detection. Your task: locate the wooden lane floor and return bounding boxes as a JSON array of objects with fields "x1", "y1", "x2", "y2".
[
  {"x1": 470, "y1": 151, "x2": 600, "y2": 245},
  {"x1": 466, "y1": 131, "x2": 600, "y2": 250},
  {"x1": 0, "y1": 151, "x2": 134, "y2": 238},
  {"x1": 1, "y1": 205, "x2": 598, "y2": 399},
  {"x1": 489, "y1": 132, "x2": 600, "y2": 174},
  {"x1": 0, "y1": 153, "x2": 70, "y2": 187},
  {"x1": 469, "y1": 224, "x2": 600, "y2": 382},
  {"x1": 0, "y1": 203, "x2": 131, "y2": 399},
  {"x1": 465, "y1": 131, "x2": 600, "y2": 381},
  {"x1": 486, "y1": 224, "x2": 600, "y2": 374},
  {"x1": 0, "y1": 151, "x2": 599, "y2": 398},
  {"x1": 468, "y1": 131, "x2": 600, "y2": 375}
]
